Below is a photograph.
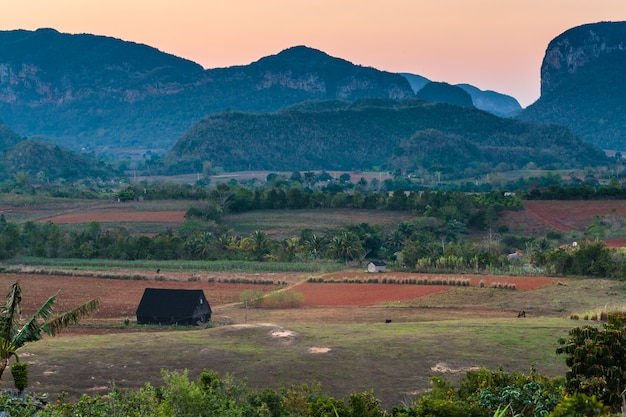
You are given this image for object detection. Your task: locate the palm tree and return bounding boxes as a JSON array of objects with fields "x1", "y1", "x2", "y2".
[
  {"x1": 0, "y1": 281, "x2": 100, "y2": 381},
  {"x1": 303, "y1": 233, "x2": 327, "y2": 259},
  {"x1": 250, "y1": 230, "x2": 271, "y2": 261},
  {"x1": 284, "y1": 237, "x2": 304, "y2": 261},
  {"x1": 328, "y1": 231, "x2": 363, "y2": 264}
]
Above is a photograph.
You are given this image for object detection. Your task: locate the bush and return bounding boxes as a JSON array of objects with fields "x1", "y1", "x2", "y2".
[{"x1": 550, "y1": 393, "x2": 610, "y2": 417}]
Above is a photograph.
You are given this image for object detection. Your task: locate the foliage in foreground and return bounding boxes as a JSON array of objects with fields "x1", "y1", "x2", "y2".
[
  {"x1": 0, "y1": 365, "x2": 623, "y2": 416},
  {"x1": 557, "y1": 314, "x2": 626, "y2": 413}
]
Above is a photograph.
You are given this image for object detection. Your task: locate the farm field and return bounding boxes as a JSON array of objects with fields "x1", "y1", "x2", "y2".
[
  {"x1": 523, "y1": 199, "x2": 626, "y2": 232},
  {"x1": 222, "y1": 209, "x2": 413, "y2": 239},
  {"x1": 4, "y1": 195, "x2": 626, "y2": 407},
  {"x1": 0, "y1": 198, "x2": 194, "y2": 224},
  {"x1": 5, "y1": 196, "x2": 626, "y2": 240},
  {"x1": 1, "y1": 268, "x2": 622, "y2": 408}
]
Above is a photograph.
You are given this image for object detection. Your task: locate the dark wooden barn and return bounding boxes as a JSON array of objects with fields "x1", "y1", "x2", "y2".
[{"x1": 136, "y1": 288, "x2": 212, "y2": 325}]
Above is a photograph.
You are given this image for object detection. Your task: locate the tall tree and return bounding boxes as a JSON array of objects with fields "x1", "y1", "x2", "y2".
[
  {"x1": 556, "y1": 315, "x2": 626, "y2": 412},
  {"x1": 327, "y1": 231, "x2": 363, "y2": 264},
  {"x1": 0, "y1": 281, "x2": 100, "y2": 381}
]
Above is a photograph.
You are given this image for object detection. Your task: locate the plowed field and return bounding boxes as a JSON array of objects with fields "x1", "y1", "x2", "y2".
[
  {"x1": 523, "y1": 200, "x2": 626, "y2": 232},
  {"x1": 0, "y1": 271, "x2": 556, "y2": 324},
  {"x1": 38, "y1": 211, "x2": 186, "y2": 224}
]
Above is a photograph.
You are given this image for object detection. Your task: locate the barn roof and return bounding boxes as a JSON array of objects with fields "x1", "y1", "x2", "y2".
[{"x1": 136, "y1": 288, "x2": 211, "y2": 318}]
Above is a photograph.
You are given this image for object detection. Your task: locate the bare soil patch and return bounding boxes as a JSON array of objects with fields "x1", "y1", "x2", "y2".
[
  {"x1": 523, "y1": 200, "x2": 626, "y2": 232},
  {"x1": 0, "y1": 272, "x2": 284, "y2": 328},
  {"x1": 604, "y1": 237, "x2": 626, "y2": 248},
  {"x1": 316, "y1": 272, "x2": 557, "y2": 290},
  {"x1": 38, "y1": 211, "x2": 186, "y2": 224},
  {"x1": 292, "y1": 283, "x2": 449, "y2": 307}
]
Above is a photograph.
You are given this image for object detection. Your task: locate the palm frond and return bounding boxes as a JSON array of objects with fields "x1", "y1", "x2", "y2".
[
  {"x1": 0, "y1": 337, "x2": 17, "y2": 361},
  {"x1": 12, "y1": 294, "x2": 58, "y2": 349},
  {"x1": 41, "y1": 298, "x2": 100, "y2": 336},
  {"x1": 0, "y1": 282, "x2": 22, "y2": 342}
]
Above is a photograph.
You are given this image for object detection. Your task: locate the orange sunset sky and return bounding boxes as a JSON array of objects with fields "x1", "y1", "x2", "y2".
[{"x1": 2, "y1": 0, "x2": 626, "y2": 107}]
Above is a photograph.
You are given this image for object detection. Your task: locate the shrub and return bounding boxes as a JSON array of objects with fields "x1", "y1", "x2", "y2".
[{"x1": 550, "y1": 393, "x2": 610, "y2": 417}]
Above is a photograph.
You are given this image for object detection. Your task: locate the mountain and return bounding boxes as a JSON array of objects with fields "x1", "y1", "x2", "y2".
[
  {"x1": 0, "y1": 117, "x2": 23, "y2": 152},
  {"x1": 414, "y1": 82, "x2": 473, "y2": 107},
  {"x1": 399, "y1": 74, "x2": 522, "y2": 117},
  {"x1": 456, "y1": 84, "x2": 522, "y2": 117},
  {"x1": 1, "y1": 140, "x2": 114, "y2": 181},
  {"x1": 399, "y1": 73, "x2": 430, "y2": 93},
  {"x1": 518, "y1": 21, "x2": 626, "y2": 150},
  {"x1": 164, "y1": 99, "x2": 608, "y2": 176},
  {"x1": 0, "y1": 30, "x2": 414, "y2": 153}
]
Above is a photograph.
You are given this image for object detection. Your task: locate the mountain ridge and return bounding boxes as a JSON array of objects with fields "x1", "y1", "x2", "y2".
[
  {"x1": 0, "y1": 31, "x2": 414, "y2": 152},
  {"x1": 0, "y1": 29, "x2": 524, "y2": 155}
]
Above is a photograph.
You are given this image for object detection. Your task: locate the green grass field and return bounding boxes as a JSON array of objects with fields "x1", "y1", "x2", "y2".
[{"x1": 222, "y1": 209, "x2": 413, "y2": 239}]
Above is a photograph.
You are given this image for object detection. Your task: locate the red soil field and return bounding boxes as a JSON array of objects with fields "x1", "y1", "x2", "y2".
[
  {"x1": 0, "y1": 273, "x2": 279, "y2": 321},
  {"x1": 0, "y1": 270, "x2": 559, "y2": 337},
  {"x1": 0, "y1": 271, "x2": 557, "y2": 318},
  {"x1": 38, "y1": 211, "x2": 186, "y2": 224},
  {"x1": 523, "y1": 200, "x2": 626, "y2": 232},
  {"x1": 318, "y1": 272, "x2": 557, "y2": 290},
  {"x1": 292, "y1": 283, "x2": 449, "y2": 306},
  {"x1": 605, "y1": 238, "x2": 626, "y2": 248},
  {"x1": 290, "y1": 272, "x2": 558, "y2": 307}
]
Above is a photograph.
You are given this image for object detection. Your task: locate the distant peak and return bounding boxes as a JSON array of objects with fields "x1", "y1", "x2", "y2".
[
  {"x1": 35, "y1": 28, "x2": 60, "y2": 34},
  {"x1": 252, "y1": 45, "x2": 345, "y2": 68},
  {"x1": 275, "y1": 45, "x2": 331, "y2": 58}
]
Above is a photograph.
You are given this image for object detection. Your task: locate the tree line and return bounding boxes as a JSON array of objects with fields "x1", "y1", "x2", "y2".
[{"x1": 4, "y1": 212, "x2": 626, "y2": 280}]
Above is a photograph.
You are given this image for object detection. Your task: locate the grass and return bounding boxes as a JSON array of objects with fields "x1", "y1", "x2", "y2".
[
  {"x1": 7, "y1": 257, "x2": 344, "y2": 274},
  {"x1": 19, "y1": 317, "x2": 572, "y2": 409},
  {"x1": 222, "y1": 209, "x2": 413, "y2": 239}
]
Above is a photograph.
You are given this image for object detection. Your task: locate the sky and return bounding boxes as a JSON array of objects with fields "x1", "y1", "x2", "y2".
[{"x1": 2, "y1": 1, "x2": 626, "y2": 107}]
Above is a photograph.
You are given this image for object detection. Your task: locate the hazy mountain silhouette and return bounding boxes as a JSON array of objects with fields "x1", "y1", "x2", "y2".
[
  {"x1": 456, "y1": 84, "x2": 522, "y2": 117},
  {"x1": 415, "y1": 82, "x2": 473, "y2": 107},
  {"x1": 399, "y1": 74, "x2": 522, "y2": 116}
]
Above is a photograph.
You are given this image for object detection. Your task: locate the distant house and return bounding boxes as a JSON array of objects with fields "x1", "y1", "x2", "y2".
[
  {"x1": 367, "y1": 260, "x2": 387, "y2": 273},
  {"x1": 136, "y1": 288, "x2": 211, "y2": 325}
]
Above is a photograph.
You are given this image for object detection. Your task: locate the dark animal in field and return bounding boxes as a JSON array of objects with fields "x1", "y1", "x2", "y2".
[{"x1": 517, "y1": 310, "x2": 526, "y2": 318}]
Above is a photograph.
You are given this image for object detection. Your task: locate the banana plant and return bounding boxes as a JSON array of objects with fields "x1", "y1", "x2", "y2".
[{"x1": 0, "y1": 281, "x2": 100, "y2": 381}]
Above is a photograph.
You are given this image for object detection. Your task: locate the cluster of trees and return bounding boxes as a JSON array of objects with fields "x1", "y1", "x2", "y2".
[
  {"x1": 523, "y1": 179, "x2": 626, "y2": 200},
  {"x1": 178, "y1": 179, "x2": 523, "y2": 219},
  {"x1": 0, "y1": 186, "x2": 518, "y2": 265}
]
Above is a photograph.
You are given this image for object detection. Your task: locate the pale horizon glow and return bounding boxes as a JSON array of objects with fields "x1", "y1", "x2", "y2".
[{"x1": 2, "y1": 1, "x2": 626, "y2": 107}]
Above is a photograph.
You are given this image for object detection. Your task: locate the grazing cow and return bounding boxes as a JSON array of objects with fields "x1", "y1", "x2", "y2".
[{"x1": 385, "y1": 319, "x2": 392, "y2": 323}]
